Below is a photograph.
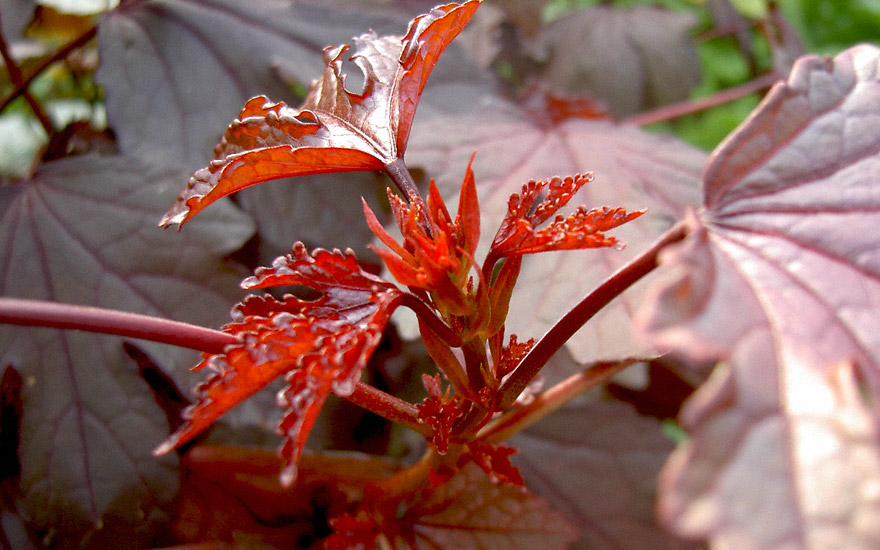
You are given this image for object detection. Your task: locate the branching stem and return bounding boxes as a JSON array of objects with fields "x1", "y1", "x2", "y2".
[
  {"x1": 346, "y1": 382, "x2": 429, "y2": 437},
  {"x1": 0, "y1": 26, "x2": 98, "y2": 114},
  {"x1": 496, "y1": 219, "x2": 691, "y2": 409},
  {"x1": 479, "y1": 357, "x2": 649, "y2": 443},
  {"x1": 622, "y1": 72, "x2": 779, "y2": 127},
  {"x1": 0, "y1": 297, "x2": 235, "y2": 354}
]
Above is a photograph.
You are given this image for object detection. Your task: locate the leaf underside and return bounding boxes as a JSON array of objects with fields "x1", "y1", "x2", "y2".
[{"x1": 638, "y1": 44, "x2": 880, "y2": 549}]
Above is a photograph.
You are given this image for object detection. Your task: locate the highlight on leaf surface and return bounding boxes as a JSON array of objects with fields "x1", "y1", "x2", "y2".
[
  {"x1": 154, "y1": 243, "x2": 404, "y2": 486},
  {"x1": 637, "y1": 44, "x2": 880, "y2": 549},
  {"x1": 160, "y1": 0, "x2": 482, "y2": 228}
]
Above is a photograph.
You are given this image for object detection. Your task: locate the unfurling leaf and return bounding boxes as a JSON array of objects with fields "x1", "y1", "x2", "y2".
[
  {"x1": 489, "y1": 173, "x2": 645, "y2": 261},
  {"x1": 365, "y1": 157, "x2": 484, "y2": 323},
  {"x1": 459, "y1": 441, "x2": 525, "y2": 486},
  {"x1": 155, "y1": 244, "x2": 404, "y2": 486},
  {"x1": 638, "y1": 45, "x2": 880, "y2": 549},
  {"x1": 160, "y1": 1, "x2": 481, "y2": 228},
  {"x1": 416, "y1": 374, "x2": 465, "y2": 454}
]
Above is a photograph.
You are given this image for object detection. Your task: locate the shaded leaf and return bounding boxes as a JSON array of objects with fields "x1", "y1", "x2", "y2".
[
  {"x1": 408, "y1": 463, "x2": 577, "y2": 549},
  {"x1": 172, "y1": 444, "x2": 398, "y2": 548},
  {"x1": 534, "y1": 5, "x2": 701, "y2": 117},
  {"x1": 0, "y1": 155, "x2": 253, "y2": 544},
  {"x1": 159, "y1": 1, "x2": 481, "y2": 227},
  {"x1": 459, "y1": 441, "x2": 524, "y2": 486},
  {"x1": 637, "y1": 45, "x2": 880, "y2": 549},
  {"x1": 511, "y1": 354, "x2": 700, "y2": 549},
  {"x1": 405, "y1": 93, "x2": 705, "y2": 371},
  {"x1": 156, "y1": 244, "x2": 405, "y2": 486},
  {"x1": 327, "y1": 463, "x2": 578, "y2": 549}
]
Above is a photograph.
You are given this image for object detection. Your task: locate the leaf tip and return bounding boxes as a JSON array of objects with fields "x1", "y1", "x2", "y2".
[{"x1": 152, "y1": 438, "x2": 176, "y2": 457}]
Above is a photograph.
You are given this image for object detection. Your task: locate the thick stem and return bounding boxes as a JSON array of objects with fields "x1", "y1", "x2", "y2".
[
  {"x1": 622, "y1": 72, "x2": 779, "y2": 127},
  {"x1": 496, "y1": 220, "x2": 690, "y2": 409},
  {"x1": 384, "y1": 158, "x2": 422, "y2": 204},
  {"x1": 0, "y1": 297, "x2": 235, "y2": 354},
  {"x1": 479, "y1": 357, "x2": 647, "y2": 444},
  {"x1": 346, "y1": 382, "x2": 430, "y2": 438},
  {"x1": 401, "y1": 294, "x2": 462, "y2": 348}
]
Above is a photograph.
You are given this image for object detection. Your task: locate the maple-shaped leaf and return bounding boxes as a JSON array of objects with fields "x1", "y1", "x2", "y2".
[
  {"x1": 160, "y1": 0, "x2": 481, "y2": 228},
  {"x1": 511, "y1": 368, "x2": 701, "y2": 550},
  {"x1": 637, "y1": 45, "x2": 880, "y2": 548},
  {"x1": 96, "y1": 0, "x2": 419, "y2": 170},
  {"x1": 534, "y1": 5, "x2": 700, "y2": 117},
  {"x1": 155, "y1": 244, "x2": 405, "y2": 486}
]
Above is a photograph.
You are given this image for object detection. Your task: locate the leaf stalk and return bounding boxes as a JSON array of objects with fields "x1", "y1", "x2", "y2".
[
  {"x1": 496, "y1": 219, "x2": 691, "y2": 408},
  {"x1": 0, "y1": 297, "x2": 235, "y2": 354}
]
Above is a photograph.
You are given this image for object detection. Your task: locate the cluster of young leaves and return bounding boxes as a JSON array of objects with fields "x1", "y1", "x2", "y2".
[{"x1": 2, "y1": 0, "x2": 880, "y2": 549}]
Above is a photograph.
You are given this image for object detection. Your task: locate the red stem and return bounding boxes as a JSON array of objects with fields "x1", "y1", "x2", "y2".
[
  {"x1": 384, "y1": 158, "x2": 423, "y2": 205},
  {"x1": 401, "y1": 294, "x2": 462, "y2": 348},
  {"x1": 479, "y1": 357, "x2": 646, "y2": 444},
  {"x1": 0, "y1": 297, "x2": 235, "y2": 354},
  {"x1": 346, "y1": 382, "x2": 429, "y2": 437},
  {"x1": 622, "y1": 72, "x2": 779, "y2": 127},
  {"x1": 496, "y1": 220, "x2": 690, "y2": 409}
]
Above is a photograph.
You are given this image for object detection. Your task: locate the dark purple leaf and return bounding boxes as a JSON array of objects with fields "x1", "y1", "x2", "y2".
[
  {"x1": 638, "y1": 45, "x2": 880, "y2": 548},
  {"x1": 0, "y1": 154, "x2": 253, "y2": 543},
  {"x1": 511, "y1": 350, "x2": 701, "y2": 550},
  {"x1": 533, "y1": 5, "x2": 701, "y2": 116}
]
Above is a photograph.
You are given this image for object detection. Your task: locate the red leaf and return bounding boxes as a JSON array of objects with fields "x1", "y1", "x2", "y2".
[
  {"x1": 415, "y1": 374, "x2": 464, "y2": 454},
  {"x1": 489, "y1": 173, "x2": 645, "y2": 259},
  {"x1": 160, "y1": 1, "x2": 481, "y2": 228},
  {"x1": 155, "y1": 244, "x2": 404, "y2": 486},
  {"x1": 495, "y1": 334, "x2": 535, "y2": 379},
  {"x1": 459, "y1": 441, "x2": 525, "y2": 486}
]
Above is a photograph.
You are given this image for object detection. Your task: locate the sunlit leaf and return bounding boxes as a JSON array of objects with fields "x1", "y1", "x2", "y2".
[
  {"x1": 156, "y1": 244, "x2": 404, "y2": 486},
  {"x1": 159, "y1": 1, "x2": 481, "y2": 227},
  {"x1": 638, "y1": 45, "x2": 880, "y2": 549}
]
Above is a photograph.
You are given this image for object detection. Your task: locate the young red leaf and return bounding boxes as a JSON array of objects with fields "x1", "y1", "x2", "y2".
[
  {"x1": 154, "y1": 244, "x2": 404, "y2": 486},
  {"x1": 458, "y1": 441, "x2": 525, "y2": 486},
  {"x1": 489, "y1": 173, "x2": 645, "y2": 261},
  {"x1": 637, "y1": 45, "x2": 880, "y2": 549},
  {"x1": 416, "y1": 374, "x2": 464, "y2": 454},
  {"x1": 160, "y1": 1, "x2": 481, "y2": 228}
]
